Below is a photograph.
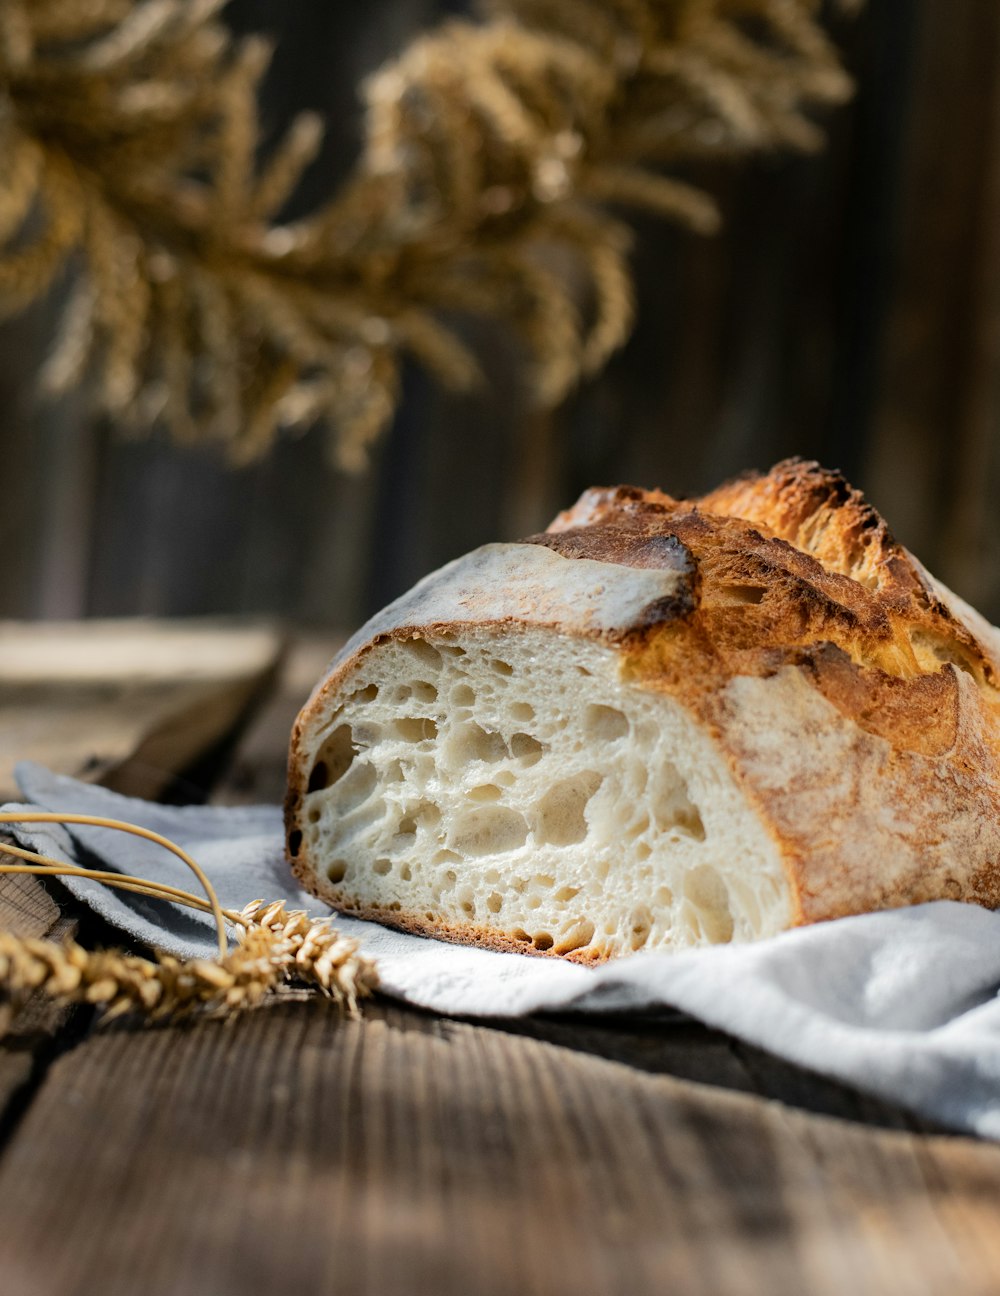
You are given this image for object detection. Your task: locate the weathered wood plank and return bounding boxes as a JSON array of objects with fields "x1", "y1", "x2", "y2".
[
  {"x1": 0, "y1": 866, "x2": 79, "y2": 1115},
  {"x1": 0, "y1": 621, "x2": 285, "y2": 1115},
  {"x1": 211, "y1": 636, "x2": 339, "y2": 806},
  {"x1": 496, "y1": 1014, "x2": 928, "y2": 1132},
  {"x1": 4, "y1": 626, "x2": 1000, "y2": 1296},
  {"x1": 0, "y1": 618, "x2": 285, "y2": 802},
  {"x1": 0, "y1": 1000, "x2": 996, "y2": 1296}
]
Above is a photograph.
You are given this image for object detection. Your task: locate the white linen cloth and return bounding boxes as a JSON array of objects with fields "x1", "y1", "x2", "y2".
[{"x1": 7, "y1": 761, "x2": 1000, "y2": 1139}]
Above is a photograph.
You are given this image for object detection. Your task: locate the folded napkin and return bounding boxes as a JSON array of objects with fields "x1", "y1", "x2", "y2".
[{"x1": 7, "y1": 761, "x2": 1000, "y2": 1139}]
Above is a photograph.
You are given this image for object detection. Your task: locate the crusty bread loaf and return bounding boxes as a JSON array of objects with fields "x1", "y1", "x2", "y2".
[{"x1": 285, "y1": 459, "x2": 1000, "y2": 962}]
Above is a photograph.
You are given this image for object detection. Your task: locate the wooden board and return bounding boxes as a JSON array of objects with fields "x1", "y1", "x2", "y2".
[
  {"x1": 211, "y1": 635, "x2": 341, "y2": 805},
  {"x1": 0, "y1": 1001, "x2": 998, "y2": 1295},
  {"x1": 1, "y1": 627, "x2": 1000, "y2": 1295},
  {"x1": 0, "y1": 618, "x2": 285, "y2": 802},
  {"x1": 0, "y1": 857, "x2": 78, "y2": 1127}
]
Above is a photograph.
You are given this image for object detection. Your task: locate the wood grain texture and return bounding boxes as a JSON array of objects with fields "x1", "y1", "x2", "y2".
[
  {"x1": 0, "y1": 619, "x2": 284, "y2": 801},
  {"x1": 211, "y1": 636, "x2": 341, "y2": 805},
  {"x1": 0, "y1": 867, "x2": 79, "y2": 1117},
  {"x1": 0, "y1": 1001, "x2": 997, "y2": 1296},
  {"x1": 865, "y1": 0, "x2": 1000, "y2": 619},
  {"x1": 3, "y1": 629, "x2": 1000, "y2": 1296}
]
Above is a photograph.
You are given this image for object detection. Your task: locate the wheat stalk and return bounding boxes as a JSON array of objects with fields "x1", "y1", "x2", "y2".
[
  {"x1": 0, "y1": 899, "x2": 377, "y2": 1030},
  {"x1": 0, "y1": 814, "x2": 378, "y2": 1029},
  {"x1": 0, "y1": 0, "x2": 853, "y2": 465}
]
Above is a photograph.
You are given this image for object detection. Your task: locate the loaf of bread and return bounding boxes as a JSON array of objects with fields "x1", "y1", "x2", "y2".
[{"x1": 285, "y1": 459, "x2": 1000, "y2": 962}]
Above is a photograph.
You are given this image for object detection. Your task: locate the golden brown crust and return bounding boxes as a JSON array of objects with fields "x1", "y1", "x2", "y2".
[
  {"x1": 286, "y1": 458, "x2": 1000, "y2": 950},
  {"x1": 295, "y1": 884, "x2": 611, "y2": 964}
]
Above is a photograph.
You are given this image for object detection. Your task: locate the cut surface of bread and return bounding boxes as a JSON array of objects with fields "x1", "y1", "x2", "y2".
[
  {"x1": 294, "y1": 630, "x2": 789, "y2": 958},
  {"x1": 286, "y1": 459, "x2": 1000, "y2": 963}
]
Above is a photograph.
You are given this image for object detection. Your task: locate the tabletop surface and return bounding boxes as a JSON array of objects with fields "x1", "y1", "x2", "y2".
[{"x1": 1, "y1": 623, "x2": 999, "y2": 1296}]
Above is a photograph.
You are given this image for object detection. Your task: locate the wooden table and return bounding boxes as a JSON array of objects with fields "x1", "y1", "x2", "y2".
[{"x1": 1, "y1": 624, "x2": 999, "y2": 1296}]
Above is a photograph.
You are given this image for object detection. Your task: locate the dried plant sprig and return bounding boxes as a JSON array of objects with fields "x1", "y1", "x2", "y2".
[
  {"x1": 0, "y1": 899, "x2": 377, "y2": 1031},
  {"x1": 0, "y1": 0, "x2": 852, "y2": 463},
  {"x1": 0, "y1": 810, "x2": 229, "y2": 956},
  {"x1": 0, "y1": 813, "x2": 378, "y2": 1027}
]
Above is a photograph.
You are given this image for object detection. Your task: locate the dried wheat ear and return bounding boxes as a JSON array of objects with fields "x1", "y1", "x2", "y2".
[{"x1": 0, "y1": 814, "x2": 378, "y2": 1025}]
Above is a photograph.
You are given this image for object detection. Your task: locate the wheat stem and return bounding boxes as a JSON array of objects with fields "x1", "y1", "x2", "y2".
[
  {"x1": 0, "y1": 847, "x2": 247, "y2": 925},
  {"x1": 0, "y1": 817, "x2": 378, "y2": 1026},
  {"x1": 0, "y1": 812, "x2": 228, "y2": 957}
]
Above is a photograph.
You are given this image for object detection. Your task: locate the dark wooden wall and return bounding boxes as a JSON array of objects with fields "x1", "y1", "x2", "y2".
[{"x1": 3, "y1": 0, "x2": 999, "y2": 628}]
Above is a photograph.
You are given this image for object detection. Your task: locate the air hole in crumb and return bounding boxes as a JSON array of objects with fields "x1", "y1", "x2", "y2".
[
  {"x1": 412, "y1": 680, "x2": 438, "y2": 702},
  {"x1": 412, "y1": 800, "x2": 441, "y2": 827},
  {"x1": 629, "y1": 905, "x2": 652, "y2": 951},
  {"x1": 652, "y1": 762, "x2": 705, "y2": 840},
  {"x1": 468, "y1": 784, "x2": 502, "y2": 803},
  {"x1": 349, "y1": 683, "x2": 379, "y2": 703},
  {"x1": 683, "y1": 866, "x2": 734, "y2": 943},
  {"x1": 309, "y1": 723, "x2": 355, "y2": 790},
  {"x1": 512, "y1": 929, "x2": 531, "y2": 943},
  {"x1": 439, "y1": 641, "x2": 466, "y2": 658},
  {"x1": 533, "y1": 932, "x2": 554, "y2": 950},
  {"x1": 372, "y1": 858, "x2": 392, "y2": 876},
  {"x1": 576, "y1": 666, "x2": 592, "y2": 677},
  {"x1": 394, "y1": 815, "x2": 417, "y2": 847},
  {"x1": 401, "y1": 638, "x2": 443, "y2": 670},
  {"x1": 510, "y1": 702, "x2": 535, "y2": 722},
  {"x1": 327, "y1": 859, "x2": 348, "y2": 884},
  {"x1": 394, "y1": 717, "x2": 439, "y2": 743},
  {"x1": 450, "y1": 806, "x2": 529, "y2": 856},
  {"x1": 393, "y1": 685, "x2": 412, "y2": 703},
  {"x1": 555, "y1": 921, "x2": 595, "y2": 955},
  {"x1": 484, "y1": 869, "x2": 500, "y2": 884},
  {"x1": 583, "y1": 704, "x2": 629, "y2": 741},
  {"x1": 532, "y1": 874, "x2": 555, "y2": 889},
  {"x1": 400, "y1": 863, "x2": 412, "y2": 881},
  {"x1": 307, "y1": 807, "x2": 321, "y2": 824},
  {"x1": 491, "y1": 659, "x2": 513, "y2": 676},
  {"x1": 527, "y1": 896, "x2": 541, "y2": 910},
  {"x1": 510, "y1": 732, "x2": 544, "y2": 765},
  {"x1": 330, "y1": 760, "x2": 376, "y2": 813},
  {"x1": 487, "y1": 892, "x2": 503, "y2": 914},
  {"x1": 458, "y1": 888, "x2": 476, "y2": 917},
  {"x1": 536, "y1": 771, "x2": 603, "y2": 846},
  {"x1": 449, "y1": 721, "x2": 508, "y2": 763},
  {"x1": 626, "y1": 815, "x2": 650, "y2": 841},
  {"x1": 554, "y1": 885, "x2": 580, "y2": 902},
  {"x1": 452, "y1": 684, "x2": 475, "y2": 706}
]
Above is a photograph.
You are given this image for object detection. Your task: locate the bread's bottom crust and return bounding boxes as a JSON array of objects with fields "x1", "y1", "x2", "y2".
[{"x1": 308, "y1": 882, "x2": 615, "y2": 964}]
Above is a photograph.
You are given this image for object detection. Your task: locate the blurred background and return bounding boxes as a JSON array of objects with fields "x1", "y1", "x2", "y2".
[{"x1": 2, "y1": 0, "x2": 999, "y2": 630}]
